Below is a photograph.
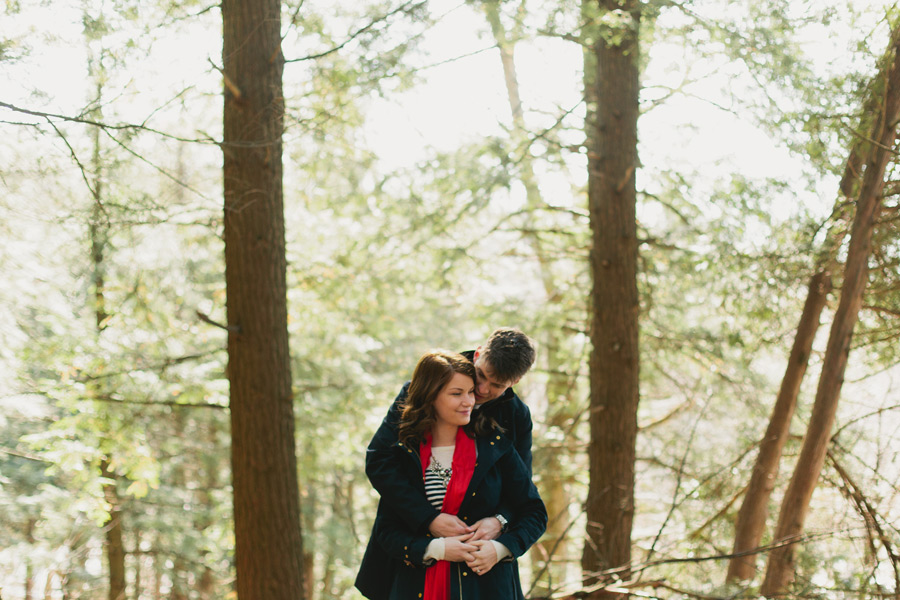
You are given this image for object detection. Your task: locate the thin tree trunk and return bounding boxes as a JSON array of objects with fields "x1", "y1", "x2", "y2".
[
  {"x1": 132, "y1": 529, "x2": 141, "y2": 600},
  {"x1": 581, "y1": 1, "x2": 641, "y2": 594},
  {"x1": 725, "y1": 271, "x2": 831, "y2": 582},
  {"x1": 152, "y1": 538, "x2": 163, "y2": 600},
  {"x1": 170, "y1": 412, "x2": 188, "y2": 600},
  {"x1": 481, "y1": 2, "x2": 580, "y2": 592},
  {"x1": 222, "y1": 0, "x2": 306, "y2": 599},
  {"x1": 43, "y1": 571, "x2": 55, "y2": 600},
  {"x1": 196, "y1": 420, "x2": 220, "y2": 600},
  {"x1": 87, "y1": 66, "x2": 126, "y2": 599},
  {"x1": 725, "y1": 22, "x2": 898, "y2": 581},
  {"x1": 25, "y1": 518, "x2": 36, "y2": 600},
  {"x1": 25, "y1": 560, "x2": 33, "y2": 600},
  {"x1": 63, "y1": 530, "x2": 87, "y2": 600},
  {"x1": 101, "y1": 458, "x2": 127, "y2": 600},
  {"x1": 301, "y1": 457, "x2": 317, "y2": 600},
  {"x1": 760, "y1": 23, "x2": 900, "y2": 597}
]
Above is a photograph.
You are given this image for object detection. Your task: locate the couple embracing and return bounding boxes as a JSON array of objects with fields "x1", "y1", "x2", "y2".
[{"x1": 356, "y1": 328, "x2": 547, "y2": 600}]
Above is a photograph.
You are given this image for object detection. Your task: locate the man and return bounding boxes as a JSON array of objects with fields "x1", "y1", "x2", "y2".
[{"x1": 365, "y1": 327, "x2": 536, "y2": 541}]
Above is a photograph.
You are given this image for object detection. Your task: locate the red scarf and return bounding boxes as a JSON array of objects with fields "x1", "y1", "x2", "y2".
[{"x1": 419, "y1": 427, "x2": 477, "y2": 600}]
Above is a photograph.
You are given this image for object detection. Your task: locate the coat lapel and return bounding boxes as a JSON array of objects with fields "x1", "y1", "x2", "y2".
[{"x1": 467, "y1": 429, "x2": 513, "y2": 492}]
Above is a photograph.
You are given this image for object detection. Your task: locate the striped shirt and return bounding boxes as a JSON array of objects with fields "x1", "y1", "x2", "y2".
[{"x1": 424, "y1": 446, "x2": 455, "y2": 509}]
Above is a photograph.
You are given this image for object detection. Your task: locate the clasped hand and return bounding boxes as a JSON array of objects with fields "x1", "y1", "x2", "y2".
[
  {"x1": 429, "y1": 514, "x2": 503, "y2": 575},
  {"x1": 442, "y1": 534, "x2": 500, "y2": 575}
]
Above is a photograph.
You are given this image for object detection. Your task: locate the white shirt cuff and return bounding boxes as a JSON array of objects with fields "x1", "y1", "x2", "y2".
[
  {"x1": 424, "y1": 538, "x2": 445, "y2": 562},
  {"x1": 490, "y1": 540, "x2": 511, "y2": 561}
]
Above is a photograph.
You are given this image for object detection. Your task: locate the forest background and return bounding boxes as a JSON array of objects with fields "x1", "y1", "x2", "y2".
[{"x1": 1, "y1": 0, "x2": 899, "y2": 599}]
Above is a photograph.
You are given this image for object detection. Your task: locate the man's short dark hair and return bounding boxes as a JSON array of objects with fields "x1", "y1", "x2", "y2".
[{"x1": 480, "y1": 327, "x2": 536, "y2": 383}]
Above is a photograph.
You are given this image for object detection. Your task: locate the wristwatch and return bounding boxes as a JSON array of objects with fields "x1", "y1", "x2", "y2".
[{"x1": 494, "y1": 513, "x2": 509, "y2": 533}]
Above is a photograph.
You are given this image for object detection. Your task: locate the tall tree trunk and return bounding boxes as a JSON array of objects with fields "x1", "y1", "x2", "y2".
[
  {"x1": 481, "y1": 2, "x2": 580, "y2": 592},
  {"x1": 760, "y1": 23, "x2": 900, "y2": 597},
  {"x1": 581, "y1": 0, "x2": 641, "y2": 593},
  {"x1": 222, "y1": 1, "x2": 307, "y2": 599}
]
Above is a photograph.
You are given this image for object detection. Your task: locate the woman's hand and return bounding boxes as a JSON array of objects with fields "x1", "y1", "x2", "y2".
[
  {"x1": 443, "y1": 534, "x2": 477, "y2": 563},
  {"x1": 466, "y1": 540, "x2": 499, "y2": 575}
]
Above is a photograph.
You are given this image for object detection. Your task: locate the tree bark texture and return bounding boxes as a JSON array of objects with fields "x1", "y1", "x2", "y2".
[
  {"x1": 760, "y1": 23, "x2": 900, "y2": 597},
  {"x1": 725, "y1": 271, "x2": 831, "y2": 582},
  {"x1": 581, "y1": 0, "x2": 641, "y2": 591},
  {"x1": 222, "y1": 1, "x2": 307, "y2": 599}
]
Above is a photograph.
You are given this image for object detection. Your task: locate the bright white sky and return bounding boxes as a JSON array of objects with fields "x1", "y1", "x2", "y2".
[{"x1": 359, "y1": 0, "x2": 849, "y2": 229}]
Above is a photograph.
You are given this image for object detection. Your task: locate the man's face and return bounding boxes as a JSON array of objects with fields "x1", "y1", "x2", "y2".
[{"x1": 473, "y1": 349, "x2": 518, "y2": 404}]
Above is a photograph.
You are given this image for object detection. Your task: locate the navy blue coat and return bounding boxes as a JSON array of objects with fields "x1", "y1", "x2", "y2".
[{"x1": 355, "y1": 428, "x2": 546, "y2": 600}]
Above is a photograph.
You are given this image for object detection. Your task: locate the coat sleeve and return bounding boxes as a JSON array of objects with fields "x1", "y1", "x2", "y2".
[
  {"x1": 513, "y1": 399, "x2": 533, "y2": 476},
  {"x1": 372, "y1": 501, "x2": 435, "y2": 568},
  {"x1": 494, "y1": 448, "x2": 547, "y2": 558},
  {"x1": 365, "y1": 383, "x2": 440, "y2": 535},
  {"x1": 493, "y1": 398, "x2": 533, "y2": 526}
]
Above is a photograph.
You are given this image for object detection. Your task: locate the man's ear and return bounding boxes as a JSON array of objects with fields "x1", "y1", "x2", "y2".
[
  {"x1": 509, "y1": 377, "x2": 521, "y2": 387},
  {"x1": 473, "y1": 346, "x2": 483, "y2": 361}
]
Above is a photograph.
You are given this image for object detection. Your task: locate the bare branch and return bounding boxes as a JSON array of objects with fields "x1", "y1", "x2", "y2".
[
  {"x1": 284, "y1": 0, "x2": 427, "y2": 63},
  {"x1": 100, "y1": 128, "x2": 213, "y2": 201},
  {"x1": 831, "y1": 403, "x2": 900, "y2": 444},
  {"x1": 0, "y1": 447, "x2": 51, "y2": 463},
  {"x1": 0, "y1": 101, "x2": 219, "y2": 145},
  {"x1": 75, "y1": 350, "x2": 224, "y2": 383},
  {"x1": 827, "y1": 449, "x2": 900, "y2": 589},
  {"x1": 196, "y1": 310, "x2": 240, "y2": 333},
  {"x1": 44, "y1": 119, "x2": 99, "y2": 198},
  {"x1": 93, "y1": 394, "x2": 227, "y2": 410},
  {"x1": 646, "y1": 395, "x2": 714, "y2": 563}
]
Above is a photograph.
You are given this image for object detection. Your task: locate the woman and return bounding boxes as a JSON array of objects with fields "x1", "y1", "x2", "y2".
[{"x1": 356, "y1": 350, "x2": 546, "y2": 600}]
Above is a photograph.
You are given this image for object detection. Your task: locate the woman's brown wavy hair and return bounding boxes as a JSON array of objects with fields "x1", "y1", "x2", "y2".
[{"x1": 398, "y1": 350, "x2": 488, "y2": 447}]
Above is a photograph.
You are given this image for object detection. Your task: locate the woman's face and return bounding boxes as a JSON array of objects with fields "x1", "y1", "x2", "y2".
[{"x1": 432, "y1": 372, "x2": 476, "y2": 428}]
